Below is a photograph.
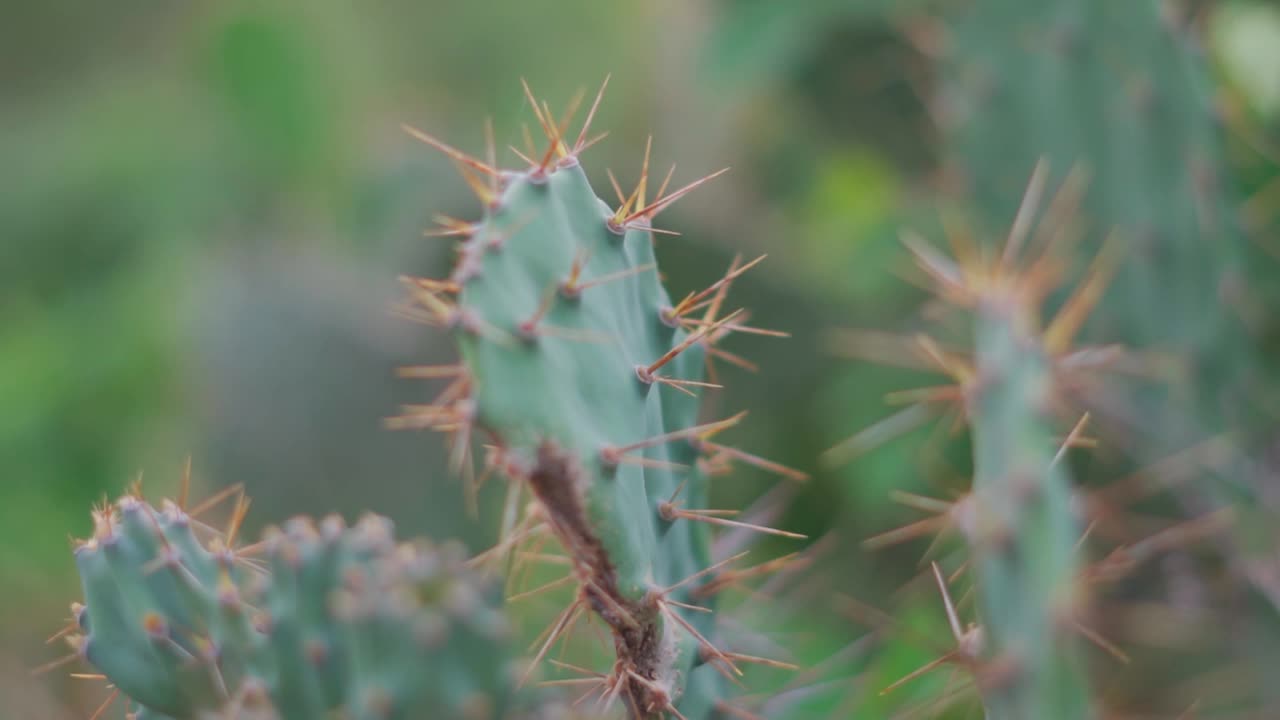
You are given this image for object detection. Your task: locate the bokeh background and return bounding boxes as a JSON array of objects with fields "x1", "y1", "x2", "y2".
[{"x1": 6, "y1": 0, "x2": 1280, "y2": 717}]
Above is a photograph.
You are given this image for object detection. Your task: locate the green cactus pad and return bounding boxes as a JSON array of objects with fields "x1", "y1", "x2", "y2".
[
  {"x1": 832, "y1": 172, "x2": 1108, "y2": 717},
  {"x1": 966, "y1": 291, "x2": 1092, "y2": 720},
  {"x1": 395, "y1": 83, "x2": 801, "y2": 719},
  {"x1": 68, "y1": 492, "x2": 517, "y2": 720}
]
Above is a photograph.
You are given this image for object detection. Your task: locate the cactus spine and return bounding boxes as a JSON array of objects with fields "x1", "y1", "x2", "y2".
[{"x1": 393, "y1": 81, "x2": 801, "y2": 718}]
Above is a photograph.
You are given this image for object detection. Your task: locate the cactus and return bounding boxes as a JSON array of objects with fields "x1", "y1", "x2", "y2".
[
  {"x1": 933, "y1": 14, "x2": 1280, "y2": 715},
  {"x1": 829, "y1": 169, "x2": 1108, "y2": 717},
  {"x1": 392, "y1": 80, "x2": 804, "y2": 718},
  {"x1": 936, "y1": 0, "x2": 1279, "y2": 582},
  {"x1": 939, "y1": 0, "x2": 1236, "y2": 356},
  {"x1": 62, "y1": 487, "x2": 520, "y2": 719},
  {"x1": 964, "y1": 271, "x2": 1093, "y2": 720}
]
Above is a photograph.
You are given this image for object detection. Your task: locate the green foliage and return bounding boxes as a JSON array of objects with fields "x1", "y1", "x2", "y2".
[{"x1": 70, "y1": 494, "x2": 517, "y2": 719}]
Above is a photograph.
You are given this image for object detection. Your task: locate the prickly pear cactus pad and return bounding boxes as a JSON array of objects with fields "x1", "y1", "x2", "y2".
[
  {"x1": 55, "y1": 482, "x2": 518, "y2": 720},
  {"x1": 392, "y1": 79, "x2": 806, "y2": 719},
  {"x1": 828, "y1": 169, "x2": 1114, "y2": 719},
  {"x1": 938, "y1": 0, "x2": 1280, "y2": 623}
]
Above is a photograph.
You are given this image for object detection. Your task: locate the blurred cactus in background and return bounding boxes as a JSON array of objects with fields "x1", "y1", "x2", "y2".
[
  {"x1": 937, "y1": 0, "x2": 1280, "y2": 498},
  {"x1": 938, "y1": 0, "x2": 1280, "y2": 711},
  {"x1": 834, "y1": 170, "x2": 1113, "y2": 718},
  {"x1": 820, "y1": 0, "x2": 1280, "y2": 717}
]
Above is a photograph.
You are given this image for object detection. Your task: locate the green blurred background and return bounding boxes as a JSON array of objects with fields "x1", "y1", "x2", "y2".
[{"x1": 5, "y1": 0, "x2": 1280, "y2": 717}]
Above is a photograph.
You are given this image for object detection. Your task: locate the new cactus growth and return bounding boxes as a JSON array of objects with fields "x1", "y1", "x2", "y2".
[
  {"x1": 392, "y1": 80, "x2": 803, "y2": 718},
  {"x1": 61, "y1": 485, "x2": 518, "y2": 719}
]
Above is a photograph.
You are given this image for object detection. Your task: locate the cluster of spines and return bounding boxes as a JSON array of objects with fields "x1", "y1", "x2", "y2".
[
  {"x1": 48, "y1": 477, "x2": 519, "y2": 720},
  {"x1": 390, "y1": 79, "x2": 810, "y2": 718}
]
